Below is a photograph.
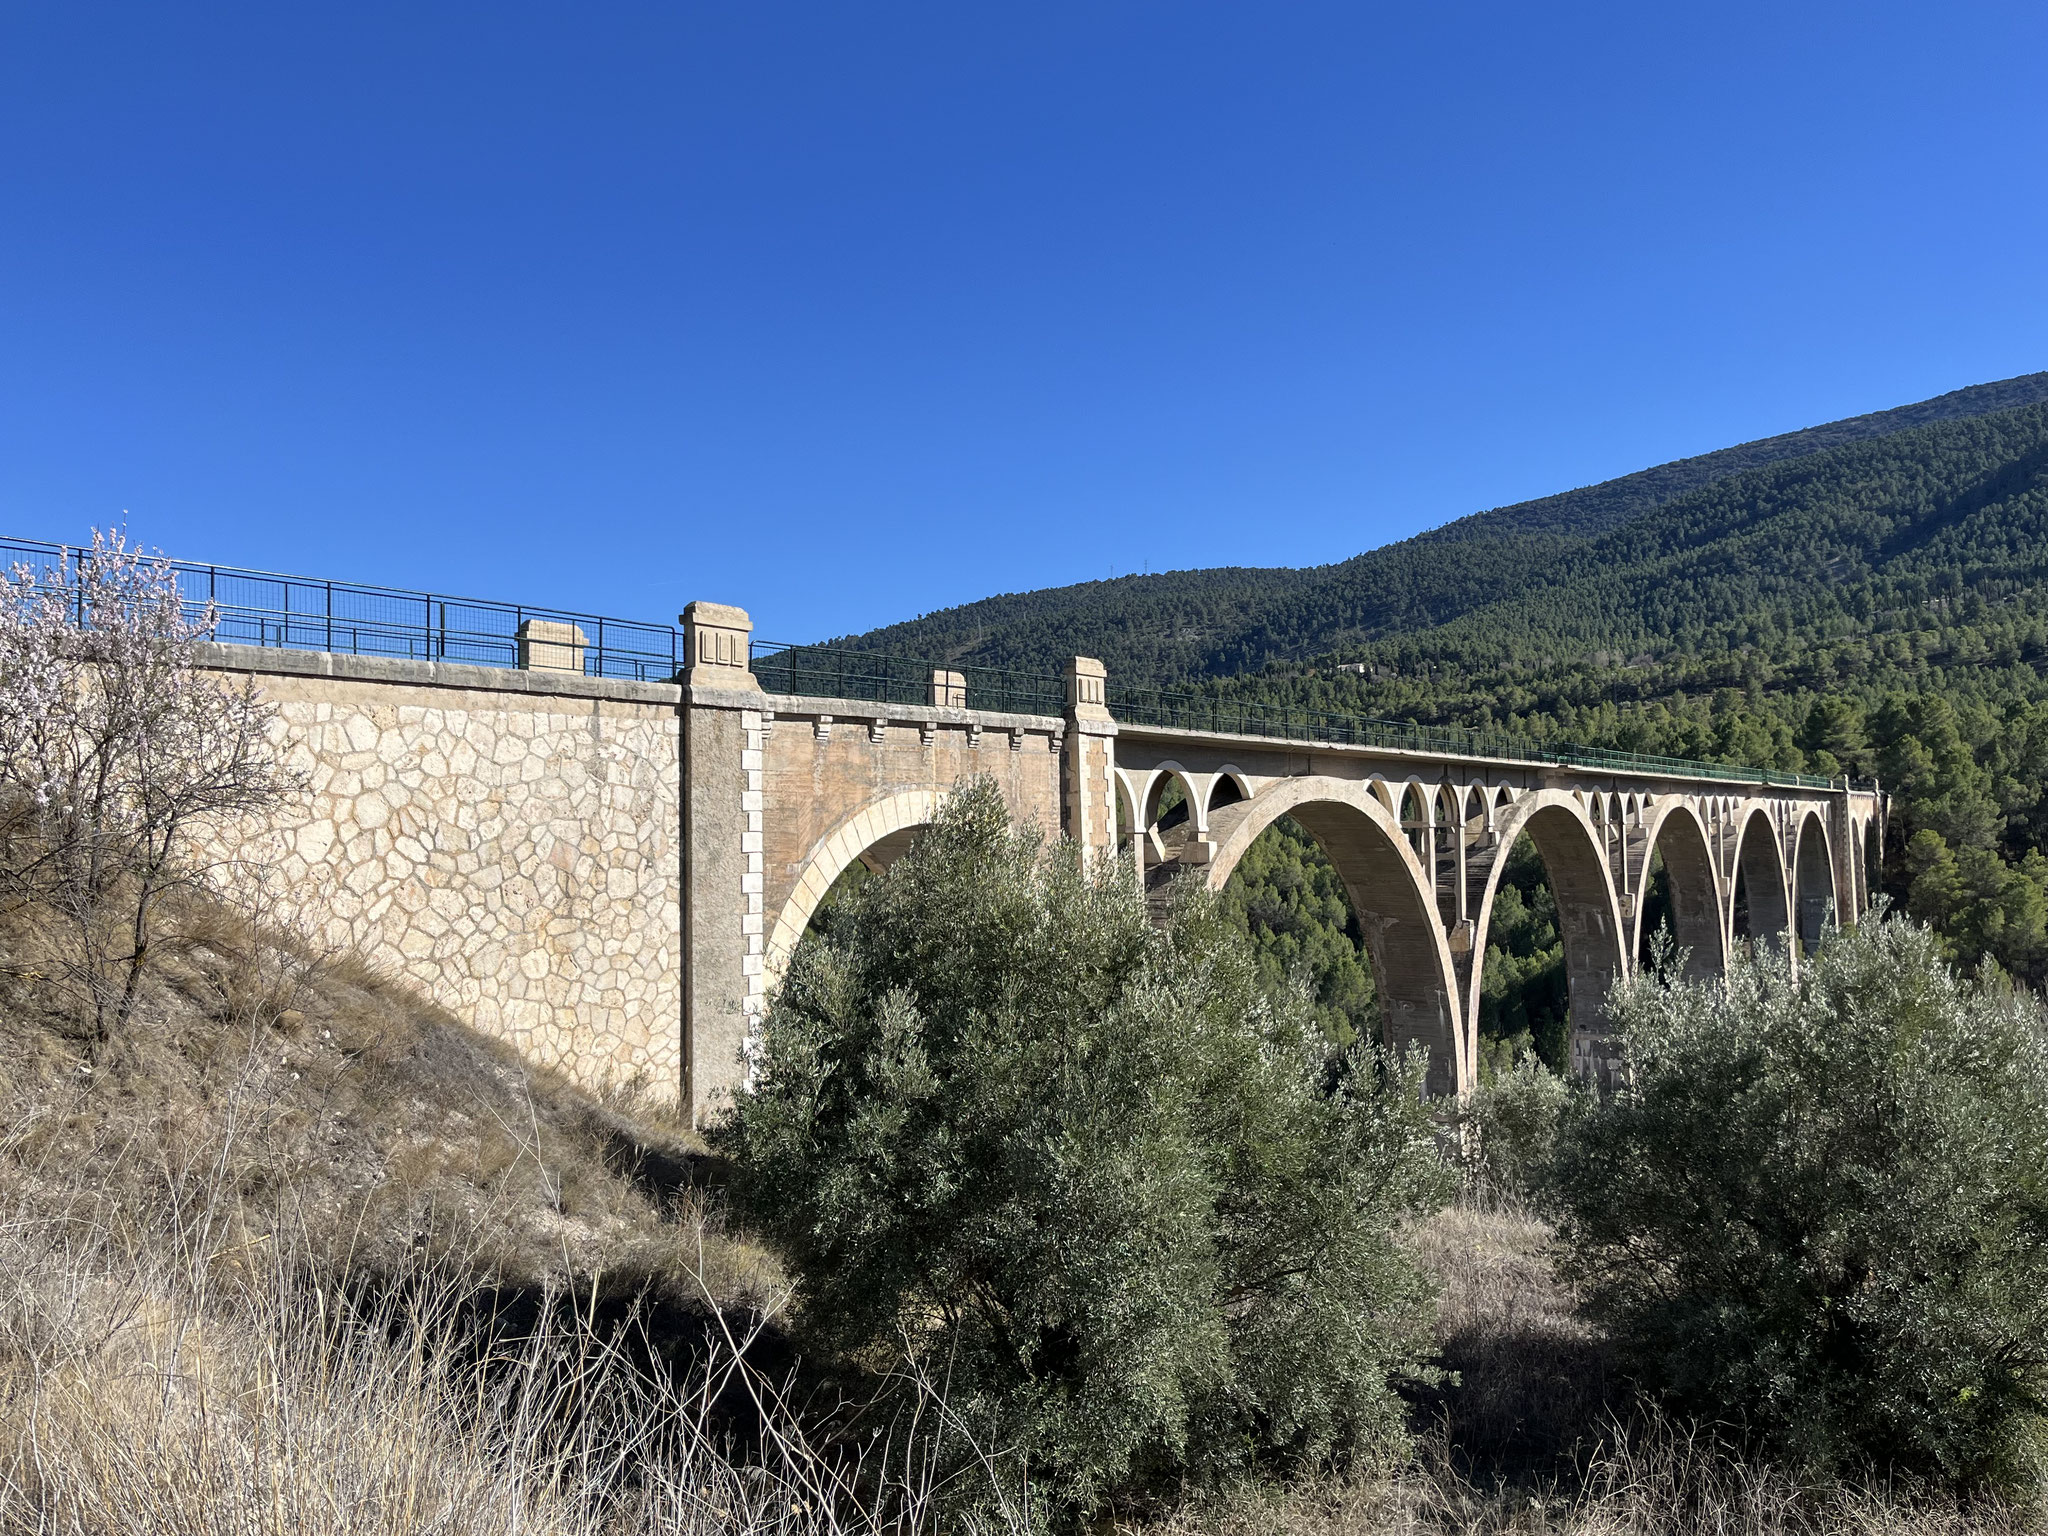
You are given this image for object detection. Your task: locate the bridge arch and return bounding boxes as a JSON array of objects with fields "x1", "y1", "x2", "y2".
[
  {"x1": 1732, "y1": 807, "x2": 1791, "y2": 948},
  {"x1": 764, "y1": 787, "x2": 947, "y2": 982},
  {"x1": 1631, "y1": 799, "x2": 1726, "y2": 980},
  {"x1": 1365, "y1": 776, "x2": 1399, "y2": 817},
  {"x1": 1205, "y1": 778, "x2": 1465, "y2": 1096},
  {"x1": 1793, "y1": 810, "x2": 1836, "y2": 952},
  {"x1": 1136, "y1": 764, "x2": 1200, "y2": 832},
  {"x1": 1204, "y1": 767, "x2": 1253, "y2": 819},
  {"x1": 1470, "y1": 790, "x2": 1630, "y2": 1086}
]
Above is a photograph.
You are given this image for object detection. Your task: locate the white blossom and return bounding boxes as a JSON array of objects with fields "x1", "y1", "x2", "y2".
[{"x1": 0, "y1": 530, "x2": 299, "y2": 1043}]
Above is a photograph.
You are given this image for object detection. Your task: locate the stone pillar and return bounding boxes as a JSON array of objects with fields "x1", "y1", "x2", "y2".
[
  {"x1": 929, "y1": 669, "x2": 966, "y2": 708},
  {"x1": 1829, "y1": 780, "x2": 1860, "y2": 925},
  {"x1": 1063, "y1": 657, "x2": 1119, "y2": 872},
  {"x1": 679, "y1": 601, "x2": 766, "y2": 1127},
  {"x1": 516, "y1": 619, "x2": 588, "y2": 673}
]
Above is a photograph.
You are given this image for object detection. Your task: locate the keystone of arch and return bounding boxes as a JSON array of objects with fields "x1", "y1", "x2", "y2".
[
  {"x1": 764, "y1": 787, "x2": 948, "y2": 983},
  {"x1": 1203, "y1": 776, "x2": 1467, "y2": 1096}
]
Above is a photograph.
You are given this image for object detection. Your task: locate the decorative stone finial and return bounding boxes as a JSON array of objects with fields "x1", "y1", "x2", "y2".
[
  {"x1": 680, "y1": 601, "x2": 756, "y2": 688},
  {"x1": 929, "y1": 669, "x2": 967, "y2": 709},
  {"x1": 1065, "y1": 656, "x2": 1111, "y2": 722}
]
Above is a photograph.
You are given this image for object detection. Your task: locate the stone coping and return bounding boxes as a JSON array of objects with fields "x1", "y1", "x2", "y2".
[
  {"x1": 758, "y1": 690, "x2": 1066, "y2": 734},
  {"x1": 197, "y1": 641, "x2": 684, "y2": 706}
]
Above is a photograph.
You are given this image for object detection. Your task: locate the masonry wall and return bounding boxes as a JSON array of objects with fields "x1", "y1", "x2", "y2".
[
  {"x1": 755, "y1": 696, "x2": 1067, "y2": 935},
  {"x1": 203, "y1": 645, "x2": 685, "y2": 1097}
]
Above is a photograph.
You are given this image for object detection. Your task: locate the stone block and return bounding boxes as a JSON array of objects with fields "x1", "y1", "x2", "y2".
[
  {"x1": 516, "y1": 619, "x2": 589, "y2": 674},
  {"x1": 682, "y1": 600, "x2": 756, "y2": 687}
]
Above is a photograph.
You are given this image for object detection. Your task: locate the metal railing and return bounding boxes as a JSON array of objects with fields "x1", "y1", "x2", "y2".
[
  {"x1": 1108, "y1": 683, "x2": 1837, "y2": 789},
  {"x1": 0, "y1": 537, "x2": 682, "y2": 682},
  {"x1": 750, "y1": 642, "x2": 1066, "y2": 716},
  {"x1": 0, "y1": 534, "x2": 1843, "y2": 790}
]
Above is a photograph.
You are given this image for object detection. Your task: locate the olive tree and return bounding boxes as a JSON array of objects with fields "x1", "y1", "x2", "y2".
[
  {"x1": 0, "y1": 531, "x2": 296, "y2": 1044},
  {"x1": 715, "y1": 780, "x2": 1450, "y2": 1513},
  {"x1": 1551, "y1": 917, "x2": 2048, "y2": 1486}
]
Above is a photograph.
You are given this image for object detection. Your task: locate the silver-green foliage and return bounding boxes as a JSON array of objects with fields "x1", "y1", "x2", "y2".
[
  {"x1": 715, "y1": 780, "x2": 1451, "y2": 1513},
  {"x1": 1551, "y1": 917, "x2": 2048, "y2": 1486},
  {"x1": 1461, "y1": 1053, "x2": 1577, "y2": 1205}
]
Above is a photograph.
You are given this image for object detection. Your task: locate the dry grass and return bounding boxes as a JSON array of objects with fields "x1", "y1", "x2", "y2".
[
  {"x1": 1407, "y1": 1200, "x2": 1612, "y2": 1481},
  {"x1": 0, "y1": 889, "x2": 781, "y2": 1314},
  {"x1": 0, "y1": 890, "x2": 2040, "y2": 1534},
  {"x1": 1137, "y1": 1428, "x2": 2040, "y2": 1536},
  {"x1": 0, "y1": 890, "x2": 994, "y2": 1533},
  {"x1": 0, "y1": 1156, "x2": 1019, "y2": 1535}
]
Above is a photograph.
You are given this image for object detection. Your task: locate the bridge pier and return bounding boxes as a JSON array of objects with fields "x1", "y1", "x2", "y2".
[{"x1": 678, "y1": 601, "x2": 770, "y2": 1125}]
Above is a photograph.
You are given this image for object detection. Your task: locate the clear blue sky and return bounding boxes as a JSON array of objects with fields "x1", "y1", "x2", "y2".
[{"x1": 3, "y1": 3, "x2": 2044, "y2": 644}]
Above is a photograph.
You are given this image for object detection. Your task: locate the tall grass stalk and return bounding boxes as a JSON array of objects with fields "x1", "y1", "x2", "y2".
[{"x1": 0, "y1": 1115, "x2": 1021, "y2": 1536}]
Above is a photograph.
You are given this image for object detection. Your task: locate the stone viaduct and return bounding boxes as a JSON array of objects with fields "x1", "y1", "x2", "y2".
[{"x1": 201, "y1": 599, "x2": 1885, "y2": 1125}]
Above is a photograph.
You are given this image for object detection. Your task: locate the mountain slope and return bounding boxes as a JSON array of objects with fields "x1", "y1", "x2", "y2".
[
  {"x1": 839, "y1": 372, "x2": 2048, "y2": 1005},
  {"x1": 835, "y1": 373, "x2": 2048, "y2": 684}
]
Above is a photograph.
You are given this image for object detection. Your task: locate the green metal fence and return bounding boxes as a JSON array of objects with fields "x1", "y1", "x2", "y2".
[
  {"x1": 0, "y1": 536, "x2": 681, "y2": 682},
  {"x1": 1107, "y1": 683, "x2": 1836, "y2": 789},
  {"x1": 750, "y1": 642, "x2": 1066, "y2": 716}
]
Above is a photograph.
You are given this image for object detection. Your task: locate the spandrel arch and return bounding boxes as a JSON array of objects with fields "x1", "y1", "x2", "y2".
[
  {"x1": 1205, "y1": 778, "x2": 1465, "y2": 1097},
  {"x1": 1205, "y1": 769, "x2": 1252, "y2": 818}
]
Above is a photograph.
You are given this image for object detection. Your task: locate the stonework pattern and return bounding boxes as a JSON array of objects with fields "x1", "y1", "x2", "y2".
[{"x1": 213, "y1": 663, "x2": 683, "y2": 1096}]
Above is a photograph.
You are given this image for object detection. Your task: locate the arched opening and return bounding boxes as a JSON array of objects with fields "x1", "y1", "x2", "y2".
[
  {"x1": 1431, "y1": 785, "x2": 1463, "y2": 924},
  {"x1": 803, "y1": 827, "x2": 923, "y2": 939},
  {"x1": 1367, "y1": 779, "x2": 1398, "y2": 818},
  {"x1": 1474, "y1": 797, "x2": 1629, "y2": 1087},
  {"x1": 1114, "y1": 773, "x2": 1139, "y2": 877},
  {"x1": 1138, "y1": 768, "x2": 1200, "y2": 886},
  {"x1": 1633, "y1": 803, "x2": 1725, "y2": 981},
  {"x1": 1793, "y1": 812, "x2": 1835, "y2": 953},
  {"x1": 765, "y1": 789, "x2": 946, "y2": 981},
  {"x1": 1217, "y1": 813, "x2": 1378, "y2": 1047},
  {"x1": 1398, "y1": 783, "x2": 1429, "y2": 863},
  {"x1": 1477, "y1": 831, "x2": 1569, "y2": 1075},
  {"x1": 1732, "y1": 809, "x2": 1790, "y2": 949},
  {"x1": 1207, "y1": 782, "x2": 1462, "y2": 1096},
  {"x1": 1144, "y1": 770, "x2": 1193, "y2": 835},
  {"x1": 1206, "y1": 772, "x2": 1249, "y2": 819}
]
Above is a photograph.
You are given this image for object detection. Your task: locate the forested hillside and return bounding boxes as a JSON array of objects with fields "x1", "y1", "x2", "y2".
[
  {"x1": 838, "y1": 373, "x2": 2048, "y2": 682},
  {"x1": 1207, "y1": 400, "x2": 2048, "y2": 998},
  {"x1": 837, "y1": 374, "x2": 2048, "y2": 1070}
]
